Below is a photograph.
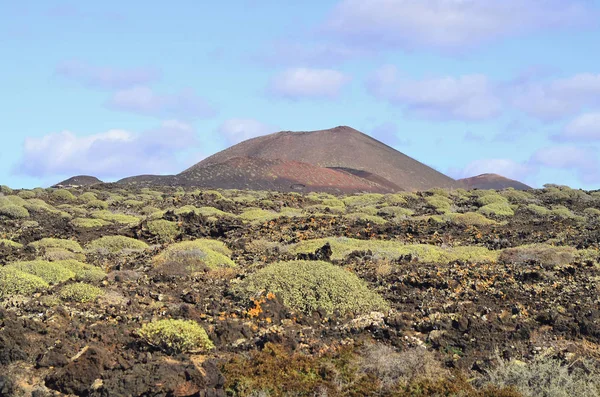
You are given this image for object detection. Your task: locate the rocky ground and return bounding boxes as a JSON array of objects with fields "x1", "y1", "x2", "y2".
[{"x1": 1, "y1": 184, "x2": 600, "y2": 396}]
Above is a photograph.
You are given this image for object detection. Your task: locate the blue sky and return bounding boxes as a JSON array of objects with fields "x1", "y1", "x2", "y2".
[{"x1": 3, "y1": 0, "x2": 600, "y2": 189}]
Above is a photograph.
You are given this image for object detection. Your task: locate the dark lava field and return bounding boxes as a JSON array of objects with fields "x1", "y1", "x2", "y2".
[{"x1": 2, "y1": 184, "x2": 600, "y2": 396}]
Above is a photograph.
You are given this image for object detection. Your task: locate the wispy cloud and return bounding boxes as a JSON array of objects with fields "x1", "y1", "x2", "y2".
[
  {"x1": 15, "y1": 121, "x2": 200, "y2": 179},
  {"x1": 367, "y1": 65, "x2": 501, "y2": 121},
  {"x1": 218, "y1": 118, "x2": 277, "y2": 144},
  {"x1": 106, "y1": 86, "x2": 217, "y2": 119},
  {"x1": 449, "y1": 158, "x2": 535, "y2": 182},
  {"x1": 56, "y1": 60, "x2": 160, "y2": 90},
  {"x1": 267, "y1": 68, "x2": 351, "y2": 100},
  {"x1": 323, "y1": 0, "x2": 596, "y2": 53}
]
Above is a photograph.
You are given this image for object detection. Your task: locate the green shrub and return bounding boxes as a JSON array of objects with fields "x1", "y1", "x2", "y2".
[
  {"x1": 425, "y1": 195, "x2": 453, "y2": 214},
  {"x1": 52, "y1": 189, "x2": 76, "y2": 201},
  {"x1": 138, "y1": 319, "x2": 214, "y2": 354},
  {"x1": 343, "y1": 212, "x2": 387, "y2": 225},
  {"x1": 550, "y1": 205, "x2": 583, "y2": 221},
  {"x1": 0, "y1": 204, "x2": 30, "y2": 219},
  {"x1": 238, "y1": 260, "x2": 389, "y2": 315},
  {"x1": 384, "y1": 193, "x2": 408, "y2": 205},
  {"x1": 584, "y1": 207, "x2": 600, "y2": 217},
  {"x1": 0, "y1": 239, "x2": 23, "y2": 248},
  {"x1": 29, "y1": 238, "x2": 83, "y2": 253},
  {"x1": 343, "y1": 194, "x2": 385, "y2": 208},
  {"x1": 85, "y1": 199, "x2": 109, "y2": 210},
  {"x1": 124, "y1": 199, "x2": 145, "y2": 207},
  {"x1": 3, "y1": 195, "x2": 27, "y2": 206},
  {"x1": 59, "y1": 282, "x2": 104, "y2": 303},
  {"x1": 153, "y1": 239, "x2": 235, "y2": 272},
  {"x1": 71, "y1": 217, "x2": 111, "y2": 228},
  {"x1": 57, "y1": 260, "x2": 106, "y2": 283},
  {"x1": 498, "y1": 244, "x2": 596, "y2": 266},
  {"x1": 444, "y1": 212, "x2": 496, "y2": 226},
  {"x1": 23, "y1": 199, "x2": 59, "y2": 214},
  {"x1": 378, "y1": 206, "x2": 414, "y2": 219},
  {"x1": 42, "y1": 248, "x2": 86, "y2": 262},
  {"x1": 196, "y1": 206, "x2": 236, "y2": 219},
  {"x1": 17, "y1": 190, "x2": 36, "y2": 199},
  {"x1": 90, "y1": 210, "x2": 140, "y2": 225},
  {"x1": 78, "y1": 192, "x2": 98, "y2": 203},
  {"x1": 526, "y1": 204, "x2": 550, "y2": 216},
  {"x1": 288, "y1": 238, "x2": 499, "y2": 263},
  {"x1": 485, "y1": 357, "x2": 600, "y2": 397},
  {"x1": 8, "y1": 260, "x2": 75, "y2": 284},
  {"x1": 0, "y1": 267, "x2": 49, "y2": 297},
  {"x1": 500, "y1": 189, "x2": 534, "y2": 204},
  {"x1": 86, "y1": 236, "x2": 149, "y2": 254},
  {"x1": 321, "y1": 198, "x2": 345, "y2": 208},
  {"x1": 147, "y1": 220, "x2": 180, "y2": 243},
  {"x1": 477, "y1": 194, "x2": 508, "y2": 206},
  {"x1": 478, "y1": 202, "x2": 514, "y2": 217},
  {"x1": 0, "y1": 185, "x2": 13, "y2": 194},
  {"x1": 239, "y1": 208, "x2": 279, "y2": 223}
]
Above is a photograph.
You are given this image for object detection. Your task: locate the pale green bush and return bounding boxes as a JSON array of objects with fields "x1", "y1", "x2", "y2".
[
  {"x1": 0, "y1": 204, "x2": 30, "y2": 219},
  {"x1": 59, "y1": 282, "x2": 104, "y2": 303},
  {"x1": 29, "y1": 238, "x2": 83, "y2": 253},
  {"x1": 238, "y1": 260, "x2": 389, "y2": 315},
  {"x1": 138, "y1": 319, "x2": 214, "y2": 354},
  {"x1": 147, "y1": 220, "x2": 180, "y2": 243},
  {"x1": 0, "y1": 267, "x2": 49, "y2": 297},
  {"x1": 8, "y1": 260, "x2": 75, "y2": 284},
  {"x1": 153, "y1": 239, "x2": 235, "y2": 271},
  {"x1": 86, "y1": 236, "x2": 148, "y2": 253},
  {"x1": 71, "y1": 217, "x2": 111, "y2": 228},
  {"x1": 52, "y1": 189, "x2": 76, "y2": 201},
  {"x1": 90, "y1": 210, "x2": 140, "y2": 225},
  {"x1": 478, "y1": 202, "x2": 515, "y2": 217}
]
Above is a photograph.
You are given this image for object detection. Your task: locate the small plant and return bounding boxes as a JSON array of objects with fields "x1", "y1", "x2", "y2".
[
  {"x1": 51, "y1": 189, "x2": 76, "y2": 201},
  {"x1": 17, "y1": 190, "x2": 36, "y2": 199},
  {"x1": 147, "y1": 219, "x2": 180, "y2": 243},
  {"x1": 78, "y1": 192, "x2": 98, "y2": 203},
  {"x1": 478, "y1": 202, "x2": 515, "y2": 217},
  {"x1": 485, "y1": 356, "x2": 600, "y2": 397},
  {"x1": 86, "y1": 235, "x2": 149, "y2": 254},
  {"x1": 90, "y1": 210, "x2": 140, "y2": 225},
  {"x1": 425, "y1": 195, "x2": 453, "y2": 214},
  {"x1": 525, "y1": 204, "x2": 550, "y2": 216},
  {"x1": 0, "y1": 185, "x2": 13, "y2": 194},
  {"x1": 444, "y1": 212, "x2": 496, "y2": 226},
  {"x1": 85, "y1": 199, "x2": 109, "y2": 210},
  {"x1": 153, "y1": 239, "x2": 235, "y2": 272},
  {"x1": 59, "y1": 282, "x2": 104, "y2": 303},
  {"x1": 238, "y1": 260, "x2": 389, "y2": 315},
  {"x1": 0, "y1": 204, "x2": 30, "y2": 219},
  {"x1": 239, "y1": 208, "x2": 279, "y2": 223},
  {"x1": 0, "y1": 239, "x2": 23, "y2": 248},
  {"x1": 137, "y1": 319, "x2": 214, "y2": 354},
  {"x1": 7, "y1": 260, "x2": 75, "y2": 284},
  {"x1": 57, "y1": 260, "x2": 106, "y2": 283},
  {"x1": 71, "y1": 217, "x2": 111, "y2": 228},
  {"x1": 477, "y1": 194, "x2": 508, "y2": 206},
  {"x1": 29, "y1": 238, "x2": 83, "y2": 253},
  {"x1": 0, "y1": 267, "x2": 49, "y2": 297}
]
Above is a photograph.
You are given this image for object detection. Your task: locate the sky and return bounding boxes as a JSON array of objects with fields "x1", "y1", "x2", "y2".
[{"x1": 2, "y1": 0, "x2": 600, "y2": 189}]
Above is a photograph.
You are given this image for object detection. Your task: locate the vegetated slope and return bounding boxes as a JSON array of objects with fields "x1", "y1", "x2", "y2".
[
  {"x1": 188, "y1": 126, "x2": 460, "y2": 191},
  {"x1": 120, "y1": 157, "x2": 393, "y2": 193},
  {"x1": 53, "y1": 175, "x2": 103, "y2": 188},
  {"x1": 459, "y1": 173, "x2": 532, "y2": 190}
]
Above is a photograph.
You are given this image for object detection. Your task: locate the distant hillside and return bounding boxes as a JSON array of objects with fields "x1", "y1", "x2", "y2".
[
  {"x1": 188, "y1": 126, "x2": 459, "y2": 191},
  {"x1": 53, "y1": 175, "x2": 103, "y2": 188},
  {"x1": 119, "y1": 157, "x2": 394, "y2": 193},
  {"x1": 459, "y1": 173, "x2": 531, "y2": 190}
]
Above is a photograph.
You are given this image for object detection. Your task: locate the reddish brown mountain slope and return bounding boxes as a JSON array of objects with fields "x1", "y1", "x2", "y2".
[
  {"x1": 459, "y1": 173, "x2": 532, "y2": 190},
  {"x1": 189, "y1": 126, "x2": 459, "y2": 191},
  {"x1": 119, "y1": 157, "x2": 393, "y2": 193}
]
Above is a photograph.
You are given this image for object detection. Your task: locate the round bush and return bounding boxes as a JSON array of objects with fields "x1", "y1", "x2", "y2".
[
  {"x1": 0, "y1": 205, "x2": 30, "y2": 219},
  {"x1": 86, "y1": 236, "x2": 149, "y2": 254},
  {"x1": 0, "y1": 267, "x2": 49, "y2": 297},
  {"x1": 138, "y1": 319, "x2": 214, "y2": 354},
  {"x1": 52, "y1": 189, "x2": 76, "y2": 201},
  {"x1": 8, "y1": 260, "x2": 75, "y2": 284},
  {"x1": 238, "y1": 260, "x2": 389, "y2": 315},
  {"x1": 59, "y1": 282, "x2": 104, "y2": 303},
  {"x1": 147, "y1": 219, "x2": 180, "y2": 243},
  {"x1": 29, "y1": 238, "x2": 83, "y2": 253},
  {"x1": 152, "y1": 239, "x2": 235, "y2": 272}
]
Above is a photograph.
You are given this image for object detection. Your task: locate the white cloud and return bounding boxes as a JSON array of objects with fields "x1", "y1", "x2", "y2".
[
  {"x1": 16, "y1": 121, "x2": 200, "y2": 179},
  {"x1": 106, "y1": 86, "x2": 217, "y2": 119},
  {"x1": 218, "y1": 118, "x2": 277, "y2": 144},
  {"x1": 268, "y1": 68, "x2": 351, "y2": 99},
  {"x1": 368, "y1": 65, "x2": 501, "y2": 121},
  {"x1": 323, "y1": 0, "x2": 596, "y2": 52},
  {"x1": 562, "y1": 112, "x2": 600, "y2": 140},
  {"x1": 512, "y1": 73, "x2": 600, "y2": 121},
  {"x1": 56, "y1": 60, "x2": 160, "y2": 89}
]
